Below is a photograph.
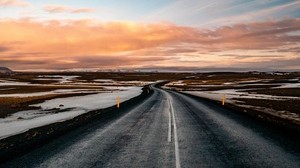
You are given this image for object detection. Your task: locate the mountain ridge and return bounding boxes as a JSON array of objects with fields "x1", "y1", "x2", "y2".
[{"x1": 0, "y1": 67, "x2": 13, "y2": 74}]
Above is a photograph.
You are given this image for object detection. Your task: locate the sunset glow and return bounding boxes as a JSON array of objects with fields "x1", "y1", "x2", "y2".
[{"x1": 0, "y1": 0, "x2": 300, "y2": 71}]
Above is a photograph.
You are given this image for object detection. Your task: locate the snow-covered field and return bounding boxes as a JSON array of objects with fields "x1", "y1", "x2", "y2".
[
  {"x1": 35, "y1": 75, "x2": 80, "y2": 83},
  {"x1": 0, "y1": 80, "x2": 30, "y2": 86},
  {"x1": 0, "y1": 75, "x2": 150, "y2": 139},
  {"x1": 0, "y1": 87, "x2": 142, "y2": 139},
  {"x1": 165, "y1": 77, "x2": 300, "y2": 102}
]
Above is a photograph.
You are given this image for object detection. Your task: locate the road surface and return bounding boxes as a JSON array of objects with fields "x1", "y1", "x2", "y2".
[{"x1": 2, "y1": 86, "x2": 300, "y2": 168}]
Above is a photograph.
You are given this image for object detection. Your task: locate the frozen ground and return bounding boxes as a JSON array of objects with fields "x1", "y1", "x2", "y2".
[
  {"x1": 184, "y1": 89, "x2": 300, "y2": 103},
  {"x1": 274, "y1": 83, "x2": 300, "y2": 88},
  {"x1": 0, "y1": 74, "x2": 154, "y2": 139},
  {"x1": 0, "y1": 71, "x2": 194, "y2": 140},
  {"x1": 35, "y1": 75, "x2": 79, "y2": 83},
  {"x1": 184, "y1": 89, "x2": 300, "y2": 122},
  {"x1": 33, "y1": 87, "x2": 142, "y2": 111},
  {"x1": 0, "y1": 89, "x2": 103, "y2": 98},
  {"x1": 0, "y1": 86, "x2": 142, "y2": 139},
  {"x1": 165, "y1": 76, "x2": 300, "y2": 123},
  {"x1": 0, "y1": 80, "x2": 30, "y2": 86}
]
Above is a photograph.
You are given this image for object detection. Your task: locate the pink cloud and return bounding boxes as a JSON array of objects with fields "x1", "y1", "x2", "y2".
[
  {"x1": 0, "y1": 18, "x2": 299, "y2": 70},
  {"x1": 43, "y1": 5, "x2": 95, "y2": 14},
  {"x1": 0, "y1": 0, "x2": 30, "y2": 7}
]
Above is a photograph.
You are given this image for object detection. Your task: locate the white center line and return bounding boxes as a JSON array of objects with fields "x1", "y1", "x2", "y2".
[
  {"x1": 169, "y1": 96, "x2": 181, "y2": 168},
  {"x1": 168, "y1": 99, "x2": 172, "y2": 143},
  {"x1": 162, "y1": 89, "x2": 181, "y2": 168}
]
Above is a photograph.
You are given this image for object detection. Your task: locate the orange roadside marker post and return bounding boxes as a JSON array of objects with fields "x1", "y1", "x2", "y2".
[
  {"x1": 117, "y1": 96, "x2": 120, "y2": 108},
  {"x1": 222, "y1": 94, "x2": 226, "y2": 106}
]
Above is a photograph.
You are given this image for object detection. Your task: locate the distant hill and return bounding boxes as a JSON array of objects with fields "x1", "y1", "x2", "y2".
[{"x1": 0, "y1": 67, "x2": 13, "y2": 74}]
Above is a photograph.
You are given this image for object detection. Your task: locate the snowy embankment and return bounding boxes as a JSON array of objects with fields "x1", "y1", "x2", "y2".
[
  {"x1": 181, "y1": 80, "x2": 300, "y2": 122},
  {"x1": 184, "y1": 89, "x2": 300, "y2": 103},
  {"x1": 167, "y1": 78, "x2": 300, "y2": 103},
  {"x1": 0, "y1": 87, "x2": 142, "y2": 139}
]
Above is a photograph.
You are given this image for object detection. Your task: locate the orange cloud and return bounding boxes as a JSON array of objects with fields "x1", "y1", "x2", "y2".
[
  {"x1": 0, "y1": 18, "x2": 299, "y2": 70},
  {"x1": 43, "y1": 5, "x2": 95, "y2": 13},
  {"x1": 0, "y1": 0, "x2": 30, "y2": 7},
  {"x1": 0, "y1": 19, "x2": 195, "y2": 55}
]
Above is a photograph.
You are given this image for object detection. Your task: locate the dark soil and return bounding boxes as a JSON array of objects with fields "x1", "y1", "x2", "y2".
[
  {"x1": 175, "y1": 84, "x2": 281, "y2": 91},
  {"x1": 234, "y1": 98, "x2": 300, "y2": 114},
  {"x1": 241, "y1": 88, "x2": 300, "y2": 97},
  {"x1": 2, "y1": 72, "x2": 192, "y2": 84}
]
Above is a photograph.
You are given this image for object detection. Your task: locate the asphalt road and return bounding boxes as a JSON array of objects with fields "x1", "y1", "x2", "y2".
[{"x1": 2, "y1": 86, "x2": 300, "y2": 168}]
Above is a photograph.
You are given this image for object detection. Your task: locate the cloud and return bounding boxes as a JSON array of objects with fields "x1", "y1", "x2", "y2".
[
  {"x1": 0, "y1": 46, "x2": 9, "y2": 52},
  {"x1": 43, "y1": 5, "x2": 95, "y2": 14},
  {"x1": 0, "y1": 54, "x2": 167, "y2": 70},
  {"x1": 228, "y1": 57, "x2": 300, "y2": 70},
  {"x1": 0, "y1": 0, "x2": 30, "y2": 7},
  {"x1": 220, "y1": 54, "x2": 284, "y2": 59},
  {"x1": 148, "y1": 0, "x2": 300, "y2": 27},
  {"x1": 275, "y1": 47, "x2": 300, "y2": 53},
  {"x1": 0, "y1": 19, "x2": 196, "y2": 55},
  {"x1": 200, "y1": 0, "x2": 300, "y2": 27},
  {"x1": 198, "y1": 18, "x2": 300, "y2": 50},
  {"x1": 0, "y1": 18, "x2": 299, "y2": 70}
]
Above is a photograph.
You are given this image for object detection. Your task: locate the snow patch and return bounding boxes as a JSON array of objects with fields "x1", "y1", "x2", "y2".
[{"x1": 0, "y1": 86, "x2": 142, "y2": 139}]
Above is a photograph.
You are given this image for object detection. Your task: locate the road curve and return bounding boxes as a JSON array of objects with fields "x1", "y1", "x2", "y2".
[{"x1": 1, "y1": 86, "x2": 300, "y2": 168}]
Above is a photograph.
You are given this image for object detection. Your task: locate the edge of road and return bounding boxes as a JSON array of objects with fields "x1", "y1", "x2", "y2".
[
  {"x1": 155, "y1": 81, "x2": 300, "y2": 136},
  {"x1": 0, "y1": 85, "x2": 154, "y2": 164}
]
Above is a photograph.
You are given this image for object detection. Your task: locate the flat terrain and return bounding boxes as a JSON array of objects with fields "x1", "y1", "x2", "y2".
[
  {"x1": 0, "y1": 71, "x2": 299, "y2": 167},
  {"x1": 164, "y1": 72, "x2": 300, "y2": 124},
  {"x1": 0, "y1": 72, "x2": 160, "y2": 139},
  {"x1": 0, "y1": 72, "x2": 189, "y2": 118},
  {"x1": 1, "y1": 85, "x2": 300, "y2": 167}
]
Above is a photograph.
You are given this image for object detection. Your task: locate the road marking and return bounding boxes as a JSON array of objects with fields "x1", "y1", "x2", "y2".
[
  {"x1": 169, "y1": 96, "x2": 181, "y2": 168},
  {"x1": 162, "y1": 89, "x2": 181, "y2": 168},
  {"x1": 168, "y1": 99, "x2": 172, "y2": 142}
]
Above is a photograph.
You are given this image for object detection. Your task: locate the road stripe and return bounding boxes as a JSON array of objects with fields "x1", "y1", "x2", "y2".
[
  {"x1": 161, "y1": 89, "x2": 181, "y2": 168},
  {"x1": 169, "y1": 96, "x2": 181, "y2": 168},
  {"x1": 168, "y1": 99, "x2": 172, "y2": 142}
]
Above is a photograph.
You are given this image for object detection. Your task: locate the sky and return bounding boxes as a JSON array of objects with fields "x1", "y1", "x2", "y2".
[{"x1": 0, "y1": 0, "x2": 300, "y2": 71}]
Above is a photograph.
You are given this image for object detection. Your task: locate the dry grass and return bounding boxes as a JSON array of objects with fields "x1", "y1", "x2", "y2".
[
  {"x1": 179, "y1": 72, "x2": 300, "y2": 85},
  {"x1": 0, "y1": 94, "x2": 65, "y2": 105},
  {"x1": 0, "y1": 85, "x2": 103, "y2": 94},
  {"x1": 170, "y1": 84, "x2": 281, "y2": 91},
  {"x1": 166, "y1": 72, "x2": 300, "y2": 92},
  {"x1": 2, "y1": 72, "x2": 191, "y2": 84},
  {"x1": 165, "y1": 72, "x2": 300, "y2": 118},
  {"x1": 183, "y1": 77, "x2": 261, "y2": 85}
]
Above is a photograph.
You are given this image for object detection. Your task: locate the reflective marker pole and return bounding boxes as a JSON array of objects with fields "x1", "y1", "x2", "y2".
[
  {"x1": 117, "y1": 96, "x2": 120, "y2": 108},
  {"x1": 222, "y1": 94, "x2": 226, "y2": 106}
]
